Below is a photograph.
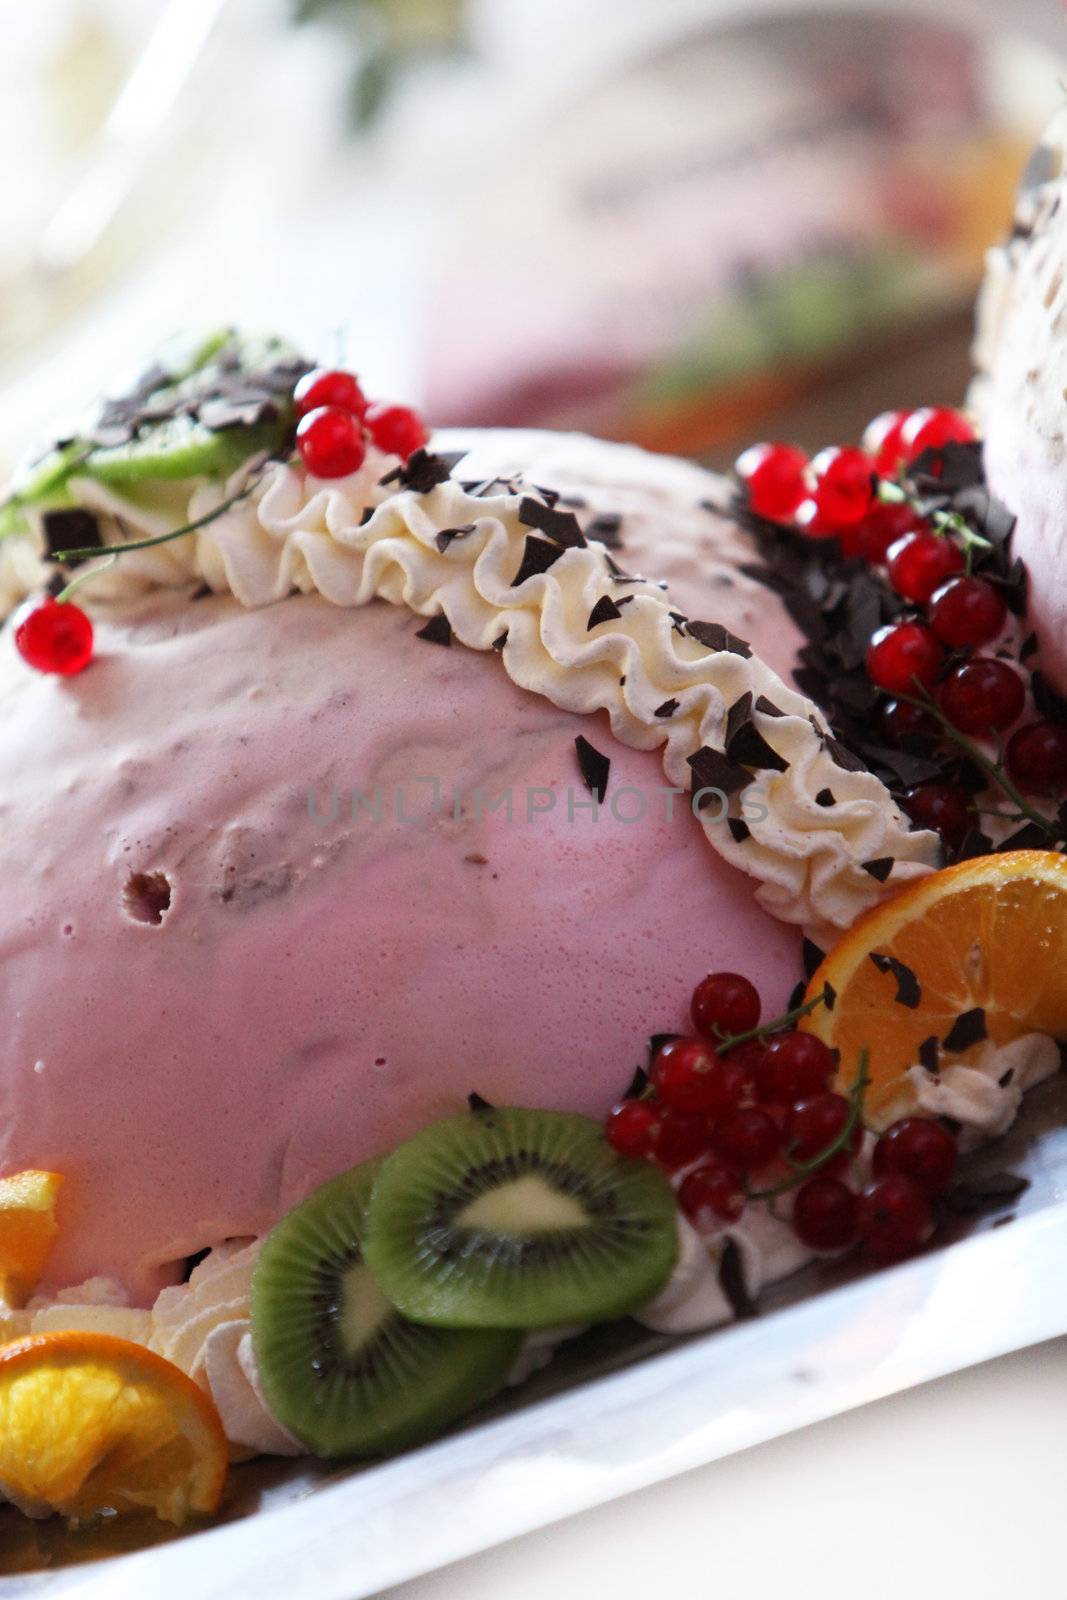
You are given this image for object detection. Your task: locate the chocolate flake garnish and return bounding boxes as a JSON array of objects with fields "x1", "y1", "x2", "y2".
[
  {"x1": 725, "y1": 691, "x2": 754, "y2": 747},
  {"x1": 802, "y1": 938, "x2": 825, "y2": 980},
  {"x1": 518, "y1": 495, "x2": 586, "y2": 549},
  {"x1": 42, "y1": 508, "x2": 102, "y2": 564},
  {"x1": 815, "y1": 788, "x2": 836, "y2": 807},
  {"x1": 942, "y1": 1007, "x2": 987, "y2": 1053},
  {"x1": 728, "y1": 818, "x2": 751, "y2": 843},
  {"x1": 668, "y1": 610, "x2": 688, "y2": 636},
  {"x1": 941, "y1": 1172, "x2": 1029, "y2": 1216},
  {"x1": 648, "y1": 1034, "x2": 681, "y2": 1066},
  {"x1": 587, "y1": 595, "x2": 624, "y2": 630},
  {"x1": 1000, "y1": 821, "x2": 1051, "y2": 851},
  {"x1": 415, "y1": 613, "x2": 452, "y2": 647},
  {"x1": 574, "y1": 734, "x2": 610, "y2": 803},
  {"x1": 787, "y1": 980, "x2": 806, "y2": 1012},
  {"x1": 358, "y1": 506, "x2": 374, "y2": 526},
  {"x1": 654, "y1": 698, "x2": 679, "y2": 719},
  {"x1": 623, "y1": 1065, "x2": 650, "y2": 1100},
  {"x1": 687, "y1": 745, "x2": 752, "y2": 800},
  {"x1": 823, "y1": 737, "x2": 867, "y2": 774},
  {"x1": 754, "y1": 695, "x2": 785, "y2": 718},
  {"x1": 585, "y1": 512, "x2": 623, "y2": 549},
  {"x1": 998, "y1": 1068, "x2": 1015, "y2": 1089},
  {"x1": 491, "y1": 630, "x2": 508, "y2": 652},
  {"x1": 512, "y1": 535, "x2": 563, "y2": 586},
  {"x1": 868, "y1": 951, "x2": 922, "y2": 1008},
  {"x1": 381, "y1": 448, "x2": 455, "y2": 494},
  {"x1": 861, "y1": 857, "x2": 894, "y2": 883},
  {"x1": 918, "y1": 1036, "x2": 941, "y2": 1074},
  {"x1": 467, "y1": 1092, "x2": 494, "y2": 1113},
  {"x1": 686, "y1": 619, "x2": 753, "y2": 658},
  {"x1": 718, "y1": 1238, "x2": 757, "y2": 1320},
  {"x1": 189, "y1": 582, "x2": 212, "y2": 601},
  {"x1": 952, "y1": 828, "x2": 994, "y2": 863},
  {"x1": 822, "y1": 981, "x2": 837, "y2": 1012},
  {"x1": 1020, "y1": 631, "x2": 1039, "y2": 663},
  {"x1": 1031, "y1": 668, "x2": 1067, "y2": 726},
  {"x1": 435, "y1": 523, "x2": 476, "y2": 554},
  {"x1": 727, "y1": 721, "x2": 789, "y2": 773}
]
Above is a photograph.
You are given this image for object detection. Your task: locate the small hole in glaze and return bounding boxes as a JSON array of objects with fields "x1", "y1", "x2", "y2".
[{"x1": 124, "y1": 871, "x2": 172, "y2": 926}]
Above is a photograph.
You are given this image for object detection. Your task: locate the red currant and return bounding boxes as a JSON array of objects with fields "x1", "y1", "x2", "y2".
[
  {"x1": 857, "y1": 1174, "x2": 930, "y2": 1261},
  {"x1": 755, "y1": 1033, "x2": 837, "y2": 1104},
  {"x1": 691, "y1": 972, "x2": 761, "y2": 1040},
  {"x1": 853, "y1": 501, "x2": 921, "y2": 564},
  {"x1": 296, "y1": 405, "x2": 367, "y2": 478},
  {"x1": 872, "y1": 1117, "x2": 958, "y2": 1196},
  {"x1": 792, "y1": 1176, "x2": 860, "y2": 1252},
  {"x1": 793, "y1": 497, "x2": 838, "y2": 540},
  {"x1": 900, "y1": 406, "x2": 975, "y2": 463},
  {"x1": 886, "y1": 531, "x2": 963, "y2": 605},
  {"x1": 881, "y1": 698, "x2": 937, "y2": 745},
  {"x1": 678, "y1": 1162, "x2": 746, "y2": 1226},
  {"x1": 13, "y1": 596, "x2": 94, "y2": 676},
  {"x1": 1007, "y1": 720, "x2": 1067, "y2": 792},
  {"x1": 293, "y1": 367, "x2": 367, "y2": 420},
  {"x1": 652, "y1": 1038, "x2": 747, "y2": 1119},
  {"x1": 862, "y1": 409, "x2": 910, "y2": 477},
  {"x1": 712, "y1": 1108, "x2": 781, "y2": 1173},
  {"x1": 866, "y1": 622, "x2": 943, "y2": 695},
  {"x1": 655, "y1": 1108, "x2": 713, "y2": 1171},
  {"x1": 902, "y1": 781, "x2": 971, "y2": 850},
  {"x1": 365, "y1": 401, "x2": 429, "y2": 460},
  {"x1": 928, "y1": 576, "x2": 1007, "y2": 649},
  {"x1": 605, "y1": 1099, "x2": 660, "y2": 1159},
  {"x1": 734, "y1": 442, "x2": 809, "y2": 521},
  {"x1": 783, "y1": 1093, "x2": 861, "y2": 1164},
  {"x1": 810, "y1": 445, "x2": 876, "y2": 527},
  {"x1": 940, "y1": 658, "x2": 1025, "y2": 736}
]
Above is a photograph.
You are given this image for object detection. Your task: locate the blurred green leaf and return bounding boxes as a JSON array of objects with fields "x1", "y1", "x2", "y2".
[{"x1": 348, "y1": 50, "x2": 397, "y2": 128}]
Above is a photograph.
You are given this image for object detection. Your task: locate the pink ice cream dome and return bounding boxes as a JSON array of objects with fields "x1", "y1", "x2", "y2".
[{"x1": 0, "y1": 338, "x2": 932, "y2": 1305}]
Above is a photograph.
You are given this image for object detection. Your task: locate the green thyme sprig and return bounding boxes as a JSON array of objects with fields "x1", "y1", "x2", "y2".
[{"x1": 878, "y1": 478, "x2": 993, "y2": 573}]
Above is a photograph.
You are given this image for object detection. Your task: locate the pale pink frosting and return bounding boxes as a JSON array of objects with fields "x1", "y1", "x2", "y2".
[{"x1": 0, "y1": 433, "x2": 805, "y2": 1302}]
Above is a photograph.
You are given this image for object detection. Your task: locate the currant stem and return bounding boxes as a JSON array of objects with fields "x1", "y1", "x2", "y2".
[
  {"x1": 715, "y1": 984, "x2": 831, "y2": 1053},
  {"x1": 55, "y1": 555, "x2": 118, "y2": 603},
  {"x1": 898, "y1": 687, "x2": 1057, "y2": 836},
  {"x1": 746, "y1": 1049, "x2": 870, "y2": 1204},
  {"x1": 51, "y1": 453, "x2": 275, "y2": 565},
  {"x1": 877, "y1": 478, "x2": 992, "y2": 557}
]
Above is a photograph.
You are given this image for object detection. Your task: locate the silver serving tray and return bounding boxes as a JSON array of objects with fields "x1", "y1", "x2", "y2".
[{"x1": 2, "y1": 1071, "x2": 1065, "y2": 1596}]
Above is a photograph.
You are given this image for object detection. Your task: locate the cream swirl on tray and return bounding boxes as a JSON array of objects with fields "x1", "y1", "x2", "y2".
[{"x1": 42, "y1": 446, "x2": 937, "y2": 939}]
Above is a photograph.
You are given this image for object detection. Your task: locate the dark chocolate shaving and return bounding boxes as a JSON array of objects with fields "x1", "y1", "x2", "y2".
[
  {"x1": 718, "y1": 1238, "x2": 757, "y2": 1320},
  {"x1": 687, "y1": 745, "x2": 752, "y2": 800},
  {"x1": 728, "y1": 818, "x2": 751, "y2": 843},
  {"x1": 861, "y1": 857, "x2": 894, "y2": 883},
  {"x1": 754, "y1": 696, "x2": 785, "y2": 717},
  {"x1": 787, "y1": 980, "x2": 806, "y2": 1012},
  {"x1": 512, "y1": 535, "x2": 564, "y2": 586},
  {"x1": 725, "y1": 691, "x2": 754, "y2": 747},
  {"x1": 941, "y1": 1172, "x2": 1029, "y2": 1216},
  {"x1": 584, "y1": 512, "x2": 623, "y2": 549},
  {"x1": 622, "y1": 1065, "x2": 650, "y2": 1100},
  {"x1": 382, "y1": 449, "x2": 455, "y2": 494},
  {"x1": 654, "y1": 698, "x2": 679, "y2": 719},
  {"x1": 42, "y1": 508, "x2": 102, "y2": 563},
  {"x1": 415, "y1": 613, "x2": 452, "y2": 647},
  {"x1": 491, "y1": 630, "x2": 508, "y2": 652},
  {"x1": 574, "y1": 734, "x2": 610, "y2": 803},
  {"x1": 868, "y1": 951, "x2": 922, "y2": 1008},
  {"x1": 802, "y1": 938, "x2": 825, "y2": 980},
  {"x1": 815, "y1": 788, "x2": 836, "y2": 807},
  {"x1": 467, "y1": 1092, "x2": 494, "y2": 1113},
  {"x1": 435, "y1": 523, "x2": 476, "y2": 554},
  {"x1": 648, "y1": 1034, "x2": 682, "y2": 1065},
  {"x1": 726, "y1": 722, "x2": 789, "y2": 773},
  {"x1": 942, "y1": 1008, "x2": 987, "y2": 1053},
  {"x1": 918, "y1": 1036, "x2": 941, "y2": 1074},
  {"x1": 587, "y1": 595, "x2": 624, "y2": 630},
  {"x1": 686, "y1": 619, "x2": 753, "y2": 658},
  {"x1": 518, "y1": 496, "x2": 586, "y2": 548}
]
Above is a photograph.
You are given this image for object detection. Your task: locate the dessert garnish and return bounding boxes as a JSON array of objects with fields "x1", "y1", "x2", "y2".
[
  {"x1": 733, "y1": 407, "x2": 1067, "y2": 859},
  {"x1": 0, "y1": 1331, "x2": 227, "y2": 1524},
  {"x1": 251, "y1": 1159, "x2": 522, "y2": 1460},
  {"x1": 799, "y1": 848, "x2": 1067, "y2": 1122}
]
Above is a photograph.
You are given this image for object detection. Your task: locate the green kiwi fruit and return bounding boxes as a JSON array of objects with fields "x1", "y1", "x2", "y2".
[
  {"x1": 85, "y1": 413, "x2": 288, "y2": 487},
  {"x1": 362, "y1": 1107, "x2": 679, "y2": 1329},
  {"x1": 251, "y1": 1159, "x2": 522, "y2": 1460}
]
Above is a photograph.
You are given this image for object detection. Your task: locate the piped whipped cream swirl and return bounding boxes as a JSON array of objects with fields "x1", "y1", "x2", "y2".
[{"x1": 37, "y1": 447, "x2": 935, "y2": 937}]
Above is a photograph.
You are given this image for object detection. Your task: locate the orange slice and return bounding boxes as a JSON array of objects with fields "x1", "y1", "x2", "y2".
[
  {"x1": 0, "y1": 1331, "x2": 227, "y2": 1524},
  {"x1": 800, "y1": 850, "x2": 1067, "y2": 1127},
  {"x1": 0, "y1": 1170, "x2": 63, "y2": 1306}
]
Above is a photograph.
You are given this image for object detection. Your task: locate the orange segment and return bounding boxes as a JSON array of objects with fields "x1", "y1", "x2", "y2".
[
  {"x1": 0, "y1": 1331, "x2": 227, "y2": 1524},
  {"x1": 800, "y1": 851, "x2": 1067, "y2": 1127},
  {"x1": 0, "y1": 1171, "x2": 63, "y2": 1306}
]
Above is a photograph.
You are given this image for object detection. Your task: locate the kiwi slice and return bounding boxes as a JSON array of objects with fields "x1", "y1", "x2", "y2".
[
  {"x1": 251, "y1": 1160, "x2": 522, "y2": 1460},
  {"x1": 85, "y1": 413, "x2": 289, "y2": 487},
  {"x1": 362, "y1": 1107, "x2": 679, "y2": 1330}
]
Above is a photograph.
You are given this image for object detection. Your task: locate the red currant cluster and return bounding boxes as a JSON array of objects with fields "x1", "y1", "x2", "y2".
[
  {"x1": 605, "y1": 970, "x2": 958, "y2": 1264},
  {"x1": 735, "y1": 406, "x2": 974, "y2": 558},
  {"x1": 294, "y1": 368, "x2": 428, "y2": 480}
]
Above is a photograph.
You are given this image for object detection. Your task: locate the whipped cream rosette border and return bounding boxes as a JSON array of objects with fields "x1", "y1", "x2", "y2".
[{"x1": 40, "y1": 447, "x2": 938, "y2": 940}]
